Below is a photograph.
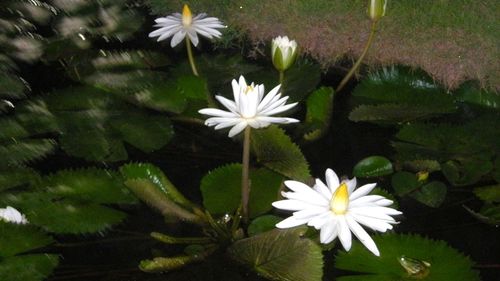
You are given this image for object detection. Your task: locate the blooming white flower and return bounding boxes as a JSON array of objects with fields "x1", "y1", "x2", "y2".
[
  {"x1": 272, "y1": 168, "x2": 402, "y2": 256},
  {"x1": 198, "y1": 76, "x2": 299, "y2": 137},
  {"x1": 271, "y1": 36, "x2": 298, "y2": 71},
  {"x1": 148, "y1": 4, "x2": 225, "y2": 48},
  {"x1": 0, "y1": 206, "x2": 28, "y2": 224}
]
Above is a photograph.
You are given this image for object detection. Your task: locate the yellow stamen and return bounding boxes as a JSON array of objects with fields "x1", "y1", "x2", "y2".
[
  {"x1": 182, "y1": 4, "x2": 192, "y2": 26},
  {"x1": 416, "y1": 171, "x2": 429, "y2": 182},
  {"x1": 245, "y1": 85, "x2": 254, "y2": 94},
  {"x1": 330, "y1": 183, "x2": 349, "y2": 215}
]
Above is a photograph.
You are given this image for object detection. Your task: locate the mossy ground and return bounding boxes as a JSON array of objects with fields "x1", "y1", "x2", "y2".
[{"x1": 149, "y1": 0, "x2": 499, "y2": 91}]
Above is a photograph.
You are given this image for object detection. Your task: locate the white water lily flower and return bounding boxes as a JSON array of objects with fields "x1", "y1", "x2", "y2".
[
  {"x1": 271, "y1": 36, "x2": 298, "y2": 71},
  {"x1": 0, "y1": 206, "x2": 28, "y2": 224},
  {"x1": 272, "y1": 169, "x2": 402, "y2": 256},
  {"x1": 149, "y1": 4, "x2": 225, "y2": 47},
  {"x1": 198, "y1": 75, "x2": 299, "y2": 137}
]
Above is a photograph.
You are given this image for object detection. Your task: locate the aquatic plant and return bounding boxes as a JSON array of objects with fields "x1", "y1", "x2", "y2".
[{"x1": 0, "y1": 1, "x2": 496, "y2": 281}]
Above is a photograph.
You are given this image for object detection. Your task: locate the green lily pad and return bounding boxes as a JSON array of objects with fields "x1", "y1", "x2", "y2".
[
  {"x1": 353, "y1": 156, "x2": 393, "y2": 178},
  {"x1": 228, "y1": 228, "x2": 323, "y2": 281},
  {"x1": 335, "y1": 233, "x2": 480, "y2": 281}
]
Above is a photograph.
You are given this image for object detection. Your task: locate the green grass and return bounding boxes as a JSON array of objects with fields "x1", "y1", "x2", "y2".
[{"x1": 148, "y1": 0, "x2": 500, "y2": 91}]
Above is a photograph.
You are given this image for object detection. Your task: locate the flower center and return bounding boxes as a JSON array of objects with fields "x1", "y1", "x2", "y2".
[
  {"x1": 182, "y1": 4, "x2": 193, "y2": 26},
  {"x1": 244, "y1": 85, "x2": 254, "y2": 94},
  {"x1": 330, "y1": 183, "x2": 349, "y2": 215}
]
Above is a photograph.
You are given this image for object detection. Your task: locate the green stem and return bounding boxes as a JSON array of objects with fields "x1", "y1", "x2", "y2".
[
  {"x1": 185, "y1": 37, "x2": 199, "y2": 76},
  {"x1": 241, "y1": 126, "x2": 251, "y2": 223},
  {"x1": 185, "y1": 37, "x2": 217, "y2": 107},
  {"x1": 336, "y1": 20, "x2": 378, "y2": 93},
  {"x1": 151, "y1": 232, "x2": 212, "y2": 244},
  {"x1": 279, "y1": 70, "x2": 285, "y2": 93}
]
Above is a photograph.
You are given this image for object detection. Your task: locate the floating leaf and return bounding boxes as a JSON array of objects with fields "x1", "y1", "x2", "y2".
[
  {"x1": 227, "y1": 228, "x2": 323, "y2": 281},
  {"x1": 200, "y1": 164, "x2": 283, "y2": 218},
  {"x1": 353, "y1": 156, "x2": 393, "y2": 178},
  {"x1": 1, "y1": 193, "x2": 127, "y2": 234},
  {"x1": 349, "y1": 103, "x2": 454, "y2": 123},
  {"x1": 411, "y1": 181, "x2": 447, "y2": 208},
  {"x1": 0, "y1": 222, "x2": 54, "y2": 258},
  {"x1": 283, "y1": 62, "x2": 322, "y2": 103},
  {"x1": 91, "y1": 50, "x2": 170, "y2": 71},
  {"x1": 247, "y1": 215, "x2": 282, "y2": 236},
  {"x1": 473, "y1": 185, "x2": 500, "y2": 202},
  {"x1": 0, "y1": 167, "x2": 40, "y2": 192},
  {"x1": 454, "y1": 81, "x2": 500, "y2": 109},
  {"x1": 352, "y1": 67, "x2": 454, "y2": 109},
  {"x1": 43, "y1": 168, "x2": 137, "y2": 204},
  {"x1": 251, "y1": 126, "x2": 310, "y2": 181},
  {"x1": 441, "y1": 159, "x2": 493, "y2": 186},
  {"x1": 0, "y1": 254, "x2": 59, "y2": 281},
  {"x1": 303, "y1": 87, "x2": 334, "y2": 141},
  {"x1": 0, "y1": 139, "x2": 56, "y2": 167},
  {"x1": 120, "y1": 163, "x2": 194, "y2": 209},
  {"x1": 134, "y1": 83, "x2": 187, "y2": 114},
  {"x1": 391, "y1": 172, "x2": 420, "y2": 196},
  {"x1": 0, "y1": 72, "x2": 27, "y2": 99},
  {"x1": 335, "y1": 234, "x2": 480, "y2": 281}
]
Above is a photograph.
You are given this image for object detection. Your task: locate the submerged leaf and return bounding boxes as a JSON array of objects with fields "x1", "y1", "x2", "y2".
[
  {"x1": 227, "y1": 228, "x2": 323, "y2": 281},
  {"x1": 251, "y1": 126, "x2": 310, "y2": 181},
  {"x1": 473, "y1": 185, "x2": 500, "y2": 202},
  {"x1": 0, "y1": 254, "x2": 59, "y2": 281},
  {"x1": 247, "y1": 215, "x2": 282, "y2": 236},
  {"x1": 335, "y1": 233, "x2": 480, "y2": 281}
]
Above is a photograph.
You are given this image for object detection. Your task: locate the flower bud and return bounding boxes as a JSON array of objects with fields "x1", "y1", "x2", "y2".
[
  {"x1": 271, "y1": 36, "x2": 298, "y2": 71},
  {"x1": 368, "y1": 0, "x2": 387, "y2": 21}
]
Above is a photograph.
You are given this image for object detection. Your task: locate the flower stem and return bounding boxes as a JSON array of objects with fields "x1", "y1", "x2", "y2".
[
  {"x1": 336, "y1": 20, "x2": 378, "y2": 93},
  {"x1": 279, "y1": 70, "x2": 285, "y2": 92},
  {"x1": 185, "y1": 37, "x2": 217, "y2": 107},
  {"x1": 241, "y1": 126, "x2": 251, "y2": 223},
  {"x1": 151, "y1": 232, "x2": 213, "y2": 244},
  {"x1": 185, "y1": 37, "x2": 199, "y2": 76}
]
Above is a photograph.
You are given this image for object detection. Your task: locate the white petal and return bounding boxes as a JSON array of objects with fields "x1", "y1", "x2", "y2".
[
  {"x1": 350, "y1": 206, "x2": 401, "y2": 221},
  {"x1": 350, "y1": 213, "x2": 394, "y2": 232},
  {"x1": 350, "y1": 183, "x2": 377, "y2": 201},
  {"x1": 187, "y1": 29, "x2": 199, "y2": 46},
  {"x1": 198, "y1": 108, "x2": 236, "y2": 118},
  {"x1": 170, "y1": 29, "x2": 186, "y2": 47},
  {"x1": 254, "y1": 116, "x2": 299, "y2": 125},
  {"x1": 281, "y1": 190, "x2": 328, "y2": 206},
  {"x1": 215, "y1": 95, "x2": 238, "y2": 113},
  {"x1": 345, "y1": 215, "x2": 380, "y2": 256},
  {"x1": 257, "y1": 84, "x2": 280, "y2": 111},
  {"x1": 293, "y1": 207, "x2": 328, "y2": 219},
  {"x1": 313, "y1": 180, "x2": 332, "y2": 200},
  {"x1": 349, "y1": 195, "x2": 386, "y2": 207},
  {"x1": 284, "y1": 181, "x2": 328, "y2": 205},
  {"x1": 306, "y1": 212, "x2": 332, "y2": 229},
  {"x1": 375, "y1": 199, "x2": 394, "y2": 207},
  {"x1": 228, "y1": 121, "x2": 247, "y2": 137},
  {"x1": 338, "y1": 216, "x2": 352, "y2": 251},
  {"x1": 346, "y1": 177, "x2": 357, "y2": 194},
  {"x1": 272, "y1": 199, "x2": 315, "y2": 211},
  {"x1": 319, "y1": 219, "x2": 338, "y2": 244},
  {"x1": 325, "y1": 169, "x2": 340, "y2": 191},
  {"x1": 275, "y1": 216, "x2": 309, "y2": 228},
  {"x1": 261, "y1": 102, "x2": 298, "y2": 116}
]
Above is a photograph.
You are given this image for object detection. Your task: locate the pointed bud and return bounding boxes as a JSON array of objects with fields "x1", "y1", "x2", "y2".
[
  {"x1": 271, "y1": 36, "x2": 298, "y2": 71},
  {"x1": 368, "y1": 0, "x2": 387, "y2": 21}
]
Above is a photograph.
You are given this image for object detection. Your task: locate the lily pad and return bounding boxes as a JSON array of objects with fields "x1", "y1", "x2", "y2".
[{"x1": 353, "y1": 156, "x2": 393, "y2": 178}]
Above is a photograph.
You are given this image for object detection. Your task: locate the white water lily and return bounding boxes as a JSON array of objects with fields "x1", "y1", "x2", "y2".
[
  {"x1": 271, "y1": 36, "x2": 298, "y2": 71},
  {"x1": 272, "y1": 168, "x2": 402, "y2": 256},
  {"x1": 148, "y1": 4, "x2": 225, "y2": 47},
  {"x1": 198, "y1": 75, "x2": 299, "y2": 137},
  {"x1": 0, "y1": 206, "x2": 28, "y2": 224}
]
